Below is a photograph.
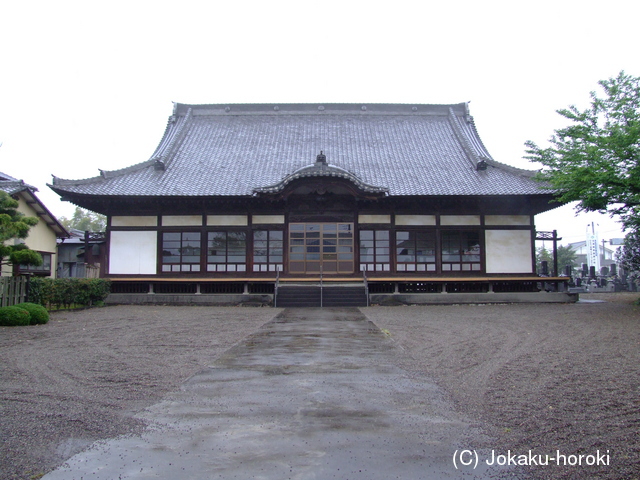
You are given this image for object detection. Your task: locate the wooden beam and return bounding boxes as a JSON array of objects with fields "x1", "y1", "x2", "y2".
[
  {"x1": 107, "y1": 275, "x2": 568, "y2": 283},
  {"x1": 108, "y1": 277, "x2": 277, "y2": 282}
]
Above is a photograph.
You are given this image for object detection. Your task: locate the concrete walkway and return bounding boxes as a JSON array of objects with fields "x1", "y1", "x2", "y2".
[{"x1": 43, "y1": 308, "x2": 506, "y2": 480}]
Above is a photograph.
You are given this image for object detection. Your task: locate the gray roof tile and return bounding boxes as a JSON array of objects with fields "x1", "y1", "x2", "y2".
[{"x1": 50, "y1": 103, "x2": 546, "y2": 197}]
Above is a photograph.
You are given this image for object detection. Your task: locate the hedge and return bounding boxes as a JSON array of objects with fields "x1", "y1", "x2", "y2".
[
  {"x1": 0, "y1": 306, "x2": 31, "y2": 326},
  {"x1": 27, "y1": 278, "x2": 111, "y2": 310},
  {"x1": 15, "y1": 302, "x2": 49, "y2": 325}
]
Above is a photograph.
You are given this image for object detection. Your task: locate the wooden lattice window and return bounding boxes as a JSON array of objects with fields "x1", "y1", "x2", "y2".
[
  {"x1": 441, "y1": 230, "x2": 481, "y2": 271},
  {"x1": 359, "y1": 230, "x2": 390, "y2": 272},
  {"x1": 162, "y1": 232, "x2": 201, "y2": 272},
  {"x1": 253, "y1": 230, "x2": 283, "y2": 272},
  {"x1": 19, "y1": 252, "x2": 52, "y2": 276},
  {"x1": 396, "y1": 231, "x2": 436, "y2": 272},
  {"x1": 207, "y1": 231, "x2": 247, "y2": 272}
]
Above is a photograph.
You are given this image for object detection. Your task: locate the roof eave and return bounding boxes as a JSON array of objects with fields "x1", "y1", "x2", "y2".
[{"x1": 17, "y1": 188, "x2": 69, "y2": 238}]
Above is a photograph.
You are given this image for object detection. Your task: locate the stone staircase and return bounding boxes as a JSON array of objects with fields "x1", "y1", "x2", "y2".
[{"x1": 275, "y1": 283, "x2": 368, "y2": 308}]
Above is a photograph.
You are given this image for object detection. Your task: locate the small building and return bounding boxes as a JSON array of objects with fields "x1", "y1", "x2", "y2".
[
  {"x1": 49, "y1": 103, "x2": 571, "y2": 305},
  {"x1": 57, "y1": 229, "x2": 107, "y2": 278},
  {"x1": 1, "y1": 172, "x2": 68, "y2": 277}
]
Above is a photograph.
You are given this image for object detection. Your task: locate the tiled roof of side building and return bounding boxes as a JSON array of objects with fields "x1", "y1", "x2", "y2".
[
  {"x1": 0, "y1": 172, "x2": 21, "y2": 182},
  {"x1": 50, "y1": 103, "x2": 548, "y2": 197},
  {"x1": 0, "y1": 174, "x2": 37, "y2": 195},
  {"x1": 1, "y1": 173, "x2": 69, "y2": 237}
]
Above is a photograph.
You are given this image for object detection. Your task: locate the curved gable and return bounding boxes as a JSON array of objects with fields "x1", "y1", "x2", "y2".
[{"x1": 253, "y1": 152, "x2": 389, "y2": 199}]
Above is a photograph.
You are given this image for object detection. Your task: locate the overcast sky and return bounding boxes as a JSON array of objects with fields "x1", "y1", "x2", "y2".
[{"x1": 1, "y1": 0, "x2": 638, "y2": 248}]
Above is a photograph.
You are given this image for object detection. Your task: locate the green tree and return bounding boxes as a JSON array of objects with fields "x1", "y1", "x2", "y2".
[
  {"x1": 536, "y1": 245, "x2": 578, "y2": 275},
  {"x1": 0, "y1": 191, "x2": 42, "y2": 270},
  {"x1": 525, "y1": 71, "x2": 640, "y2": 232},
  {"x1": 558, "y1": 245, "x2": 579, "y2": 273},
  {"x1": 616, "y1": 230, "x2": 640, "y2": 273},
  {"x1": 59, "y1": 207, "x2": 106, "y2": 232},
  {"x1": 536, "y1": 246, "x2": 553, "y2": 274}
]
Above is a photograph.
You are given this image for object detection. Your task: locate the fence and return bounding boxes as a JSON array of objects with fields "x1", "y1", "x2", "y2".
[
  {"x1": 85, "y1": 264, "x2": 100, "y2": 278},
  {"x1": 0, "y1": 276, "x2": 28, "y2": 307},
  {"x1": 59, "y1": 262, "x2": 101, "y2": 279}
]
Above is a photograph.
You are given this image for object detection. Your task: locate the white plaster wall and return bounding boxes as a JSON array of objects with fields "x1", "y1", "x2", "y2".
[
  {"x1": 5, "y1": 195, "x2": 59, "y2": 277},
  {"x1": 485, "y1": 230, "x2": 533, "y2": 273},
  {"x1": 441, "y1": 215, "x2": 481, "y2": 226},
  {"x1": 162, "y1": 215, "x2": 202, "y2": 226},
  {"x1": 358, "y1": 214, "x2": 391, "y2": 224},
  {"x1": 15, "y1": 198, "x2": 57, "y2": 253},
  {"x1": 484, "y1": 215, "x2": 531, "y2": 226},
  {"x1": 111, "y1": 216, "x2": 158, "y2": 227},
  {"x1": 395, "y1": 215, "x2": 436, "y2": 226},
  {"x1": 207, "y1": 215, "x2": 248, "y2": 226},
  {"x1": 109, "y1": 231, "x2": 157, "y2": 274},
  {"x1": 252, "y1": 215, "x2": 285, "y2": 224}
]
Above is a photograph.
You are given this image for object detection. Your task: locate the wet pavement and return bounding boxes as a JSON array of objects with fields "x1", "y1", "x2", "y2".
[{"x1": 43, "y1": 308, "x2": 505, "y2": 479}]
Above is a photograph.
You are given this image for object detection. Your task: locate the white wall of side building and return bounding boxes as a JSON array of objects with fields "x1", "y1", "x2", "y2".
[{"x1": 1, "y1": 196, "x2": 60, "y2": 278}]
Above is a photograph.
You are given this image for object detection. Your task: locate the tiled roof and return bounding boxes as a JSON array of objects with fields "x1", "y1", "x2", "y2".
[
  {"x1": 0, "y1": 172, "x2": 37, "y2": 195},
  {"x1": 0, "y1": 173, "x2": 68, "y2": 238},
  {"x1": 0, "y1": 181, "x2": 27, "y2": 196},
  {"x1": 50, "y1": 103, "x2": 547, "y2": 197},
  {"x1": 0, "y1": 171, "x2": 21, "y2": 182}
]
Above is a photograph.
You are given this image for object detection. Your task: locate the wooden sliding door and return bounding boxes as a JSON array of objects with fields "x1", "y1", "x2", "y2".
[{"x1": 288, "y1": 223, "x2": 354, "y2": 274}]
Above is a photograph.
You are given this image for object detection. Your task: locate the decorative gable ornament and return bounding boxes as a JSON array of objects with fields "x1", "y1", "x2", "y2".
[{"x1": 253, "y1": 151, "x2": 389, "y2": 198}]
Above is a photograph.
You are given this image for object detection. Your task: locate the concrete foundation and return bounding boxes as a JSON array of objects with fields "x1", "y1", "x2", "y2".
[
  {"x1": 371, "y1": 291, "x2": 578, "y2": 305},
  {"x1": 106, "y1": 293, "x2": 273, "y2": 306},
  {"x1": 106, "y1": 291, "x2": 578, "y2": 306}
]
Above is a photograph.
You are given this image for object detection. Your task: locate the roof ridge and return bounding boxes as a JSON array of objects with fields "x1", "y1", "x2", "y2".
[
  {"x1": 0, "y1": 178, "x2": 38, "y2": 192},
  {"x1": 483, "y1": 158, "x2": 538, "y2": 178},
  {"x1": 173, "y1": 102, "x2": 469, "y2": 117},
  {"x1": 464, "y1": 115, "x2": 494, "y2": 161},
  {"x1": 147, "y1": 108, "x2": 183, "y2": 161},
  {"x1": 446, "y1": 109, "x2": 539, "y2": 177},
  {"x1": 51, "y1": 111, "x2": 198, "y2": 186},
  {"x1": 51, "y1": 158, "x2": 158, "y2": 186},
  {"x1": 156, "y1": 107, "x2": 193, "y2": 170},
  {"x1": 447, "y1": 108, "x2": 481, "y2": 169},
  {"x1": 0, "y1": 171, "x2": 20, "y2": 182}
]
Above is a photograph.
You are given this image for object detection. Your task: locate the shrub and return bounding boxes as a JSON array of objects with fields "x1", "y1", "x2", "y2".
[
  {"x1": 26, "y1": 276, "x2": 46, "y2": 306},
  {"x1": 84, "y1": 278, "x2": 111, "y2": 305},
  {"x1": 0, "y1": 306, "x2": 31, "y2": 326},
  {"x1": 26, "y1": 277, "x2": 111, "y2": 309},
  {"x1": 15, "y1": 302, "x2": 49, "y2": 325}
]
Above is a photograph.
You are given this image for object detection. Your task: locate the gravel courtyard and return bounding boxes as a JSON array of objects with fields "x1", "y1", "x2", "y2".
[{"x1": 1, "y1": 294, "x2": 638, "y2": 480}]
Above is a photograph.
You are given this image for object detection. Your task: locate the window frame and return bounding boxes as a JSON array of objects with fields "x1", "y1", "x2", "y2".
[
  {"x1": 359, "y1": 229, "x2": 391, "y2": 272},
  {"x1": 161, "y1": 231, "x2": 202, "y2": 273},
  {"x1": 206, "y1": 230, "x2": 247, "y2": 273},
  {"x1": 18, "y1": 251, "x2": 52, "y2": 276},
  {"x1": 440, "y1": 229, "x2": 482, "y2": 272},
  {"x1": 289, "y1": 223, "x2": 354, "y2": 274},
  {"x1": 252, "y1": 229, "x2": 284, "y2": 272},
  {"x1": 395, "y1": 230, "x2": 437, "y2": 272}
]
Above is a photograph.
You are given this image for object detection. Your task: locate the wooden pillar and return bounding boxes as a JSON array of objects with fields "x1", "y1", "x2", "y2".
[{"x1": 552, "y1": 230, "x2": 559, "y2": 278}]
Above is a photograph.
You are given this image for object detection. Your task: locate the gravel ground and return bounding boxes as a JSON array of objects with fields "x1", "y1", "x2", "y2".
[
  {"x1": 0, "y1": 306, "x2": 282, "y2": 480},
  {"x1": 1, "y1": 295, "x2": 639, "y2": 480},
  {"x1": 364, "y1": 293, "x2": 640, "y2": 480}
]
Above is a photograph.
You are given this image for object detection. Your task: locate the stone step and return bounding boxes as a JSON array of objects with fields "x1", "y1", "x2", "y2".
[{"x1": 276, "y1": 285, "x2": 367, "y2": 308}]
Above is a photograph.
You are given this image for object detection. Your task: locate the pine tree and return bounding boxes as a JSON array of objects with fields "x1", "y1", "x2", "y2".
[{"x1": 0, "y1": 191, "x2": 42, "y2": 270}]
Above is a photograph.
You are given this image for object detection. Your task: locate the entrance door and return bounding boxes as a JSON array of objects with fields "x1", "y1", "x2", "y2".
[{"x1": 289, "y1": 223, "x2": 354, "y2": 274}]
